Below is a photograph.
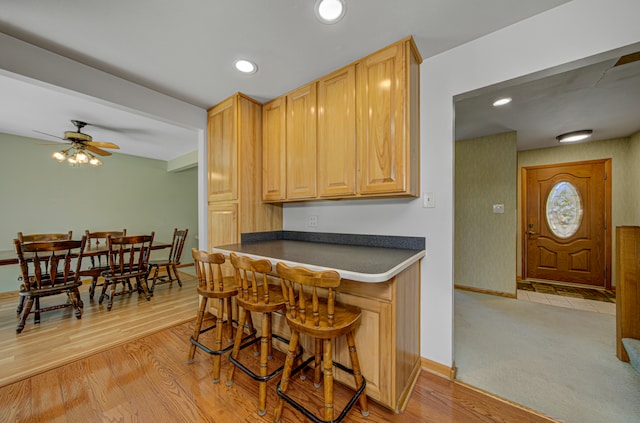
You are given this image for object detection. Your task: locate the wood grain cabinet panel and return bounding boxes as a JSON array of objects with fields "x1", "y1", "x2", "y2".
[
  {"x1": 286, "y1": 83, "x2": 317, "y2": 199},
  {"x1": 207, "y1": 203, "x2": 237, "y2": 252},
  {"x1": 317, "y1": 65, "x2": 357, "y2": 197},
  {"x1": 208, "y1": 97, "x2": 237, "y2": 202},
  {"x1": 616, "y1": 226, "x2": 640, "y2": 361},
  {"x1": 262, "y1": 97, "x2": 287, "y2": 202},
  {"x1": 357, "y1": 37, "x2": 421, "y2": 197}
]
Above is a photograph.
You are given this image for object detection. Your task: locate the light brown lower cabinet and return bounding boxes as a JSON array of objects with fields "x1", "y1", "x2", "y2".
[{"x1": 237, "y1": 261, "x2": 421, "y2": 413}]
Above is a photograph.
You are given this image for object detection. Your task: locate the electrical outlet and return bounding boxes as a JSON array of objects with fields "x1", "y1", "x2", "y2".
[{"x1": 308, "y1": 215, "x2": 318, "y2": 227}]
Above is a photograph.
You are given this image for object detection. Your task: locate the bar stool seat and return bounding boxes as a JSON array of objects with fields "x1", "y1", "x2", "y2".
[
  {"x1": 225, "y1": 252, "x2": 299, "y2": 417},
  {"x1": 273, "y1": 262, "x2": 368, "y2": 423},
  {"x1": 187, "y1": 248, "x2": 256, "y2": 383}
]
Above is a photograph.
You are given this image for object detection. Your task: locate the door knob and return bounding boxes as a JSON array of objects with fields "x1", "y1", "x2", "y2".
[{"x1": 528, "y1": 231, "x2": 538, "y2": 235}]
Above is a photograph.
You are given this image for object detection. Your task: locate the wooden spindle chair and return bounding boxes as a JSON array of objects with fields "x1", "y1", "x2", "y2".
[
  {"x1": 14, "y1": 236, "x2": 86, "y2": 333},
  {"x1": 15, "y1": 231, "x2": 73, "y2": 316},
  {"x1": 99, "y1": 233, "x2": 154, "y2": 311},
  {"x1": 225, "y1": 252, "x2": 298, "y2": 416},
  {"x1": 273, "y1": 262, "x2": 368, "y2": 423},
  {"x1": 188, "y1": 249, "x2": 256, "y2": 383},
  {"x1": 148, "y1": 228, "x2": 188, "y2": 294},
  {"x1": 84, "y1": 229, "x2": 127, "y2": 299}
]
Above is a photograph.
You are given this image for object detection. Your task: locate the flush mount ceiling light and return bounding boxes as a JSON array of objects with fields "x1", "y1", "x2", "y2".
[
  {"x1": 492, "y1": 97, "x2": 512, "y2": 107},
  {"x1": 315, "y1": 0, "x2": 346, "y2": 24},
  {"x1": 556, "y1": 129, "x2": 593, "y2": 143},
  {"x1": 233, "y1": 59, "x2": 258, "y2": 74}
]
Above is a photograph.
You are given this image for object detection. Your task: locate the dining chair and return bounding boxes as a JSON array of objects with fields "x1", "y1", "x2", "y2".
[
  {"x1": 188, "y1": 248, "x2": 256, "y2": 384},
  {"x1": 84, "y1": 229, "x2": 127, "y2": 299},
  {"x1": 17, "y1": 231, "x2": 73, "y2": 243},
  {"x1": 273, "y1": 262, "x2": 368, "y2": 423},
  {"x1": 15, "y1": 231, "x2": 73, "y2": 315},
  {"x1": 99, "y1": 233, "x2": 154, "y2": 311},
  {"x1": 148, "y1": 228, "x2": 188, "y2": 294},
  {"x1": 225, "y1": 252, "x2": 296, "y2": 417},
  {"x1": 14, "y1": 236, "x2": 87, "y2": 333}
]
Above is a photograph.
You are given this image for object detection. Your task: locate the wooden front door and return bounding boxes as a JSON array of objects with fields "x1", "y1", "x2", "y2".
[{"x1": 523, "y1": 160, "x2": 611, "y2": 288}]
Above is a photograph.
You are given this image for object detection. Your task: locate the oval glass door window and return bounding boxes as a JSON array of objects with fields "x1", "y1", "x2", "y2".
[{"x1": 546, "y1": 181, "x2": 583, "y2": 238}]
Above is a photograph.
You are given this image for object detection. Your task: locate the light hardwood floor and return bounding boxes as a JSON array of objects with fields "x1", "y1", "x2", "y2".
[{"x1": 0, "y1": 271, "x2": 558, "y2": 422}]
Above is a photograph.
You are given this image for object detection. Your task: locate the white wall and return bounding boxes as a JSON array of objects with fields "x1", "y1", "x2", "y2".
[{"x1": 283, "y1": 0, "x2": 640, "y2": 367}]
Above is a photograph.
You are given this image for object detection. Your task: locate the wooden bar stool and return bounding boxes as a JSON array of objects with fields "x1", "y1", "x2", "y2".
[
  {"x1": 225, "y1": 252, "x2": 296, "y2": 416},
  {"x1": 187, "y1": 248, "x2": 256, "y2": 383},
  {"x1": 273, "y1": 262, "x2": 368, "y2": 423}
]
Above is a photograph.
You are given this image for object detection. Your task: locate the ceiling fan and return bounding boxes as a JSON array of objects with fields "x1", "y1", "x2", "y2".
[{"x1": 35, "y1": 120, "x2": 120, "y2": 166}]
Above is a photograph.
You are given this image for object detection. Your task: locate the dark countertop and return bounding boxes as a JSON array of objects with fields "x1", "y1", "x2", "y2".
[{"x1": 213, "y1": 239, "x2": 425, "y2": 283}]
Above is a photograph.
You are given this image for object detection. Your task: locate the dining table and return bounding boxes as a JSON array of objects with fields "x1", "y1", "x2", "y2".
[{"x1": 0, "y1": 241, "x2": 171, "y2": 268}]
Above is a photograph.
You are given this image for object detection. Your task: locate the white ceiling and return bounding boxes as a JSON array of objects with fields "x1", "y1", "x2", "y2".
[{"x1": 9, "y1": 0, "x2": 629, "y2": 161}]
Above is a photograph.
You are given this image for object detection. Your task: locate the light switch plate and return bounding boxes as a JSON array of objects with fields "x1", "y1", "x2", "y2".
[
  {"x1": 493, "y1": 204, "x2": 505, "y2": 214},
  {"x1": 423, "y1": 192, "x2": 435, "y2": 208}
]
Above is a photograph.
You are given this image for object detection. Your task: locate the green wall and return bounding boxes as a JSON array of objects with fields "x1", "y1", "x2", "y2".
[
  {"x1": 0, "y1": 133, "x2": 198, "y2": 293},
  {"x1": 455, "y1": 132, "x2": 517, "y2": 295},
  {"x1": 517, "y1": 133, "x2": 640, "y2": 287}
]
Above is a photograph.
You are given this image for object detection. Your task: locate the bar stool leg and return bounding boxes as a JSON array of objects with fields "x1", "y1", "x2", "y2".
[
  {"x1": 258, "y1": 311, "x2": 270, "y2": 416},
  {"x1": 212, "y1": 297, "x2": 226, "y2": 383},
  {"x1": 314, "y1": 338, "x2": 323, "y2": 388},
  {"x1": 273, "y1": 330, "x2": 300, "y2": 423},
  {"x1": 347, "y1": 331, "x2": 369, "y2": 416},
  {"x1": 323, "y1": 339, "x2": 335, "y2": 422},
  {"x1": 225, "y1": 306, "x2": 249, "y2": 384},
  {"x1": 188, "y1": 296, "x2": 209, "y2": 363}
]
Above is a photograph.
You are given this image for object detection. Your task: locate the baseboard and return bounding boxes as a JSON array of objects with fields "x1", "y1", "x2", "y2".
[
  {"x1": 420, "y1": 357, "x2": 456, "y2": 380},
  {"x1": 454, "y1": 284, "x2": 516, "y2": 299}
]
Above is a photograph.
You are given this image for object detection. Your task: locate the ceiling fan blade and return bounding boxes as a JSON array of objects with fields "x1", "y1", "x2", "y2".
[
  {"x1": 85, "y1": 141, "x2": 120, "y2": 149},
  {"x1": 33, "y1": 130, "x2": 65, "y2": 140},
  {"x1": 86, "y1": 145, "x2": 112, "y2": 156}
]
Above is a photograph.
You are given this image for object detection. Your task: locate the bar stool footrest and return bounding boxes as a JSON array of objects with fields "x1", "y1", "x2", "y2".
[
  {"x1": 276, "y1": 358, "x2": 366, "y2": 423},
  {"x1": 190, "y1": 319, "x2": 257, "y2": 356},
  {"x1": 229, "y1": 333, "x2": 300, "y2": 382}
]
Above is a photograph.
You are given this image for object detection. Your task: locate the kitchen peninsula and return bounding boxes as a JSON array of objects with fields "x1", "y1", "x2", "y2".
[{"x1": 213, "y1": 231, "x2": 425, "y2": 412}]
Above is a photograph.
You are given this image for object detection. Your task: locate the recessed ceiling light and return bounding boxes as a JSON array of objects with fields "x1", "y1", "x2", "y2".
[
  {"x1": 556, "y1": 130, "x2": 593, "y2": 143},
  {"x1": 492, "y1": 97, "x2": 512, "y2": 107},
  {"x1": 233, "y1": 59, "x2": 257, "y2": 74},
  {"x1": 315, "y1": 0, "x2": 346, "y2": 24}
]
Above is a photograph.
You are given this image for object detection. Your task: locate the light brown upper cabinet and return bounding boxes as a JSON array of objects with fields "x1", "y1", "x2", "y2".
[
  {"x1": 357, "y1": 37, "x2": 421, "y2": 196},
  {"x1": 286, "y1": 83, "x2": 317, "y2": 199},
  {"x1": 208, "y1": 96, "x2": 237, "y2": 202},
  {"x1": 262, "y1": 97, "x2": 287, "y2": 202},
  {"x1": 208, "y1": 93, "x2": 282, "y2": 250},
  {"x1": 317, "y1": 65, "x2": 357, "y2": 198},
  {"x1": 262, "y1": 36, "x2": 421, "y2": 203}
]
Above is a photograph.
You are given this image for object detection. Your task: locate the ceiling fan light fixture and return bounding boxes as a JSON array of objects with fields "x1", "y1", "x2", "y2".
[
  {"x1": 315, "y1": 0, "x2": 346, "y2": 24},
  {"x1": 52, "y1": 151, "x2": 67, "y2": 162},
  {"x1": 89, "y1": 156, "x2": 102, "y2": 167},
  {"x1": 556, "y1": 129, "x2": 593, "y2": 143}
]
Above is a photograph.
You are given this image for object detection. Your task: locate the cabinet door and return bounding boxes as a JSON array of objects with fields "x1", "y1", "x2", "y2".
[
  {"x1": 208, "y1": 203, "x2": 238, "y2": 251},
  {"x1": 317, "y1": 66, "x2": 357, "y2": 197},
  {"x1": 262, "y1": 97, "x2": 287, "y2": 202},
  {"x1": 357, "y1": 42, "x2": 408, "y2": 195},
  {"x1": 208, "y1": 97, "x2": 237, "y2": 202},
  {"x1": 286, "y1": 83, "x2": 317, "y2": 199}
]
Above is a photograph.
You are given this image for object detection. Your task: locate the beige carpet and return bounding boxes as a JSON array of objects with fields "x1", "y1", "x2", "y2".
[{"x1": 454, "y1": 290, "x2": 640, "y2": 423}]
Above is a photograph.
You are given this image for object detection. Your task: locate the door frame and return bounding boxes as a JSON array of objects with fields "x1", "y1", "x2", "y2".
[{"x1": 521, "y1": 158, "x2": 612, "y2": 289}]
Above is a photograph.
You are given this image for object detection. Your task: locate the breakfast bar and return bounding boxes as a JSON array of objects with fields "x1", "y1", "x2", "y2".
[{"x1": 213, "y1": 231, "x2": 425, "y2": 412}]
